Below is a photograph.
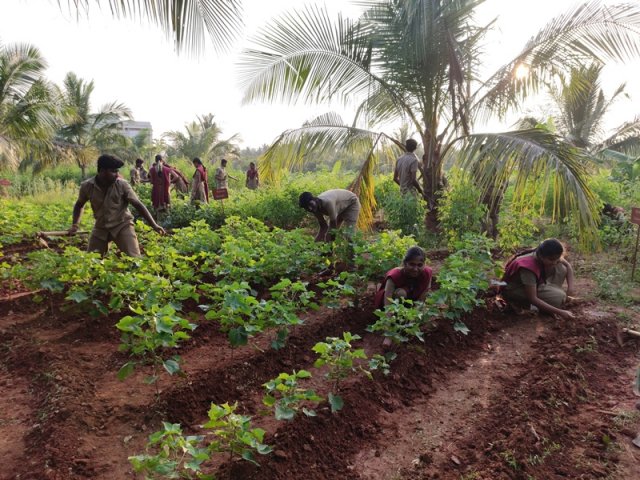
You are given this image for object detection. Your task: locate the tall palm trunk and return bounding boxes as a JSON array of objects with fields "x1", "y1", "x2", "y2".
[{"x1": 421, "y1": 134, "x2": 444, "y2": 232}]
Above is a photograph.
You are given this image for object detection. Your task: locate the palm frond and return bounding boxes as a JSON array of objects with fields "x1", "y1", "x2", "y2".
[
  {"x1": 258, "y1": 112, "x2": 390, "y2": 183},
  {"x1": 597, "y1": 117, "x2": 640, "y2": 155},
  {"x1": 57, "y1": 0, "x2": 243, "y2": 55},
  {"x1": 477, "y1": 1, "x2": 640, "y2": 120},
  {"x1": 239, "y1": 4, "x2": 376, "y2": 106},
  {"x1": 453, "y1": 128, "x2": 600, "y2": 249}
]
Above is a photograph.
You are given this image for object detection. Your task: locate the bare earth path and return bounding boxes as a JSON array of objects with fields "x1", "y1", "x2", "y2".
[{"x1": 1, "y1": 280, "x2": 639, "y2": 479}]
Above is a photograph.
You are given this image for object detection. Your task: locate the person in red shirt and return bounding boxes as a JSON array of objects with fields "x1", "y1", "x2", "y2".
[
  {"x1": 502, "y1": 238, "x2": 575, "y2": 319},
  {"x1": 149, "y1": 154, "x2": 172, "y2": 216},
  {"x1": 375, "y1": 246, "x2": 433, "y2": 309}
]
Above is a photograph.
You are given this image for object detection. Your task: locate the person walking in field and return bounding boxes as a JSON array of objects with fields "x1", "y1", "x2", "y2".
[
  {"x1": 394, "y1": 138, "x2": 424, "y2": 196},
  {"x1": 374, "y1": 246, "x2": 433, "y2": 308},
  {"x1": 501, "y1": 238, "x2": 576, "y2": 319},
  {"x1": 165, "y1": 163, "x2": 189, "y2": 197},
  {"x1": 69, "y1": 154, "x2": 165, "y2": 256},
  {"x1": 149, "y1": 154, "x2": 173, "y2": 216},
  {"x1": 298, "y1": 189, "x2": 361, "y2": 242},
  {"x1": 215, "y1": 158, "x2": 237, "y2": 189},
  {"x1": 130, "y1": 158, "x2": 148, "y2": 186},
  {"x1": 246, "y1": 162, "x2": 259, "y2": 190},
  {"x1": 190, "y1": 157, "x2": 209, "y2": 205}
]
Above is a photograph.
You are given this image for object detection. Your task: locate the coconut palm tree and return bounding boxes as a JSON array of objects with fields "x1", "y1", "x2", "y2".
[
  {"x1": 239, "y1": 0, "x2": 640, "y2": 246},
  {"x1": 163, "y1": 113, "x2": 240, "y2": 162},
  {"x1": 55, "y1": 72, "x2": 132, "y2": 178},
  {"x1": 55, "y1": 0, "x2": 243, "y2": 55},
  {"x1": 0, "y1": 42, "x2": 58, "y2": 170},
  {"x1": 526, "y1": 63, "x2": 640, "y2": 163}
]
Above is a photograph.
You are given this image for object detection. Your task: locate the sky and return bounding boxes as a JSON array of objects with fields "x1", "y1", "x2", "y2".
[{"x1": 1, "y1": 0, "x2": 639, "y2": 149}]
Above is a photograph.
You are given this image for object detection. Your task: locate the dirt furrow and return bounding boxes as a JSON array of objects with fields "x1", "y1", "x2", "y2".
[
  {"x1": 351, "y1": 316, "x2": 548, "y2": 479},
  {"x1": 401, "y1": 304, "x2": 640, "y2": 480}
]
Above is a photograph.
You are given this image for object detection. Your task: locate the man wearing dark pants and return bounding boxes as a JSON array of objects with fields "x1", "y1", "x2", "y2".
[
  {"x1": 69, "y1": 154, "x2": 165, "y2": 256},
  {"x1": 394, "y1": 138, "x2": 423, "y2": 196},
  {"x1": 298, "y1": 189, "x2": 361, "y2": 242}
]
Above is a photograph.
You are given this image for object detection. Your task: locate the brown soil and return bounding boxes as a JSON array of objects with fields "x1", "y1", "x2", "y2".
[{"x1": 1, "y1": 271, "x2": 640, "y2": 479}]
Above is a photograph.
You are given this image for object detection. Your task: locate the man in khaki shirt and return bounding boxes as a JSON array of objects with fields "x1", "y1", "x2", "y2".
[
  {"x1": 69, "y1": 154, "x2": 165, "y2": 256},
  {"x1": 299, "y1": 189, "x2": 361, "y2": 242},
  {"x1": 394, "y1": 138, "x2": 423, "y2": 196}
]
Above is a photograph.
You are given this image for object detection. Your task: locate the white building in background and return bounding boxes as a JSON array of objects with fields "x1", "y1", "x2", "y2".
[{"x1": 121, "y1": 120, "x2": 153, "y2": 142}]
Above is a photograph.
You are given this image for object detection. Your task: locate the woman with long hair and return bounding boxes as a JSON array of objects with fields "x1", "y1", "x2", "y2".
[
  {"x1": 502, "y1": 238, "x2": 575, "y2": 319},
  {"x1": 191, "y1": 157, "x2": 209, "y2": 205}
]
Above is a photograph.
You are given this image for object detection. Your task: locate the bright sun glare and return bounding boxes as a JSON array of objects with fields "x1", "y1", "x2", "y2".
[{"x1": 515, "y1": 63, "x2": 530, "y2": 80}]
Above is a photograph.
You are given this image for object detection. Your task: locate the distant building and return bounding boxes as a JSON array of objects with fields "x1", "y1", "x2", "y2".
[{"x1": 121, "y1": 120, "x2": 153, "y2": 142}]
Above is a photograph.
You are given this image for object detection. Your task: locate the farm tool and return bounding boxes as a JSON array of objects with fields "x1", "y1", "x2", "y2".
[
  {"x1": 615, "y1": 327, "x2": 640, "y2": 347},
  {"x1": 36, "y1": 230, "x2": 88, "y2": 248}
]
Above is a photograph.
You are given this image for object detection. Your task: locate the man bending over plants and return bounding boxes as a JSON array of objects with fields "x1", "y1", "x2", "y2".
[
  {"x1": 298, "y1": 189, "x2": 361, "y2": 242},
  {"x1": 69, "y1": 154, "x2": 165, "y2": 256}
]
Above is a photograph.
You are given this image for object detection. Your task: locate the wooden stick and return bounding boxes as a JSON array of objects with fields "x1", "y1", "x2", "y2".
[
  {"x1": 37, "y1": 231, "x2": 89, "y2": 237},
  {"x1": 622, "y1": 328, "x2": 640, "y2": 338}
]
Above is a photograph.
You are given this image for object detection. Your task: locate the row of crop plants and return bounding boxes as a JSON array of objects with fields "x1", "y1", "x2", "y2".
[{"x1": 2, "y1": 211, "x2": 498, "y2": 478}]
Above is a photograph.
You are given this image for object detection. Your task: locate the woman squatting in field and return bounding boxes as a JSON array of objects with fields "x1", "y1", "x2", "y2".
[
  {"x1": 501, "y1": 238, "x2": 576, "y2": 319},
  {"x1": 375, "y1": 246, "x2": 433, "y2": 308}
]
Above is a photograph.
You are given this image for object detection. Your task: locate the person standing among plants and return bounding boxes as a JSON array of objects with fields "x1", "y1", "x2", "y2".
[
  {"x1": 394, "y1": 138, "x2": 423, "y2": 197},
  {"x1": 149, "y1": 154, "x2": 172, "y2": 217},
  {"x1": 374, "y1": 246, "x2": 433, "y2": 308},
  {"x1": 246, "y1": 161, "x2": 259, "y2": 190},
  {"x1": 190, "y1": 157, "x2": 209, "y2": 205},
  {"x1": 69, "y1": 154, "x2": 165, "y2": 256},
  {"x1": 298, "y1": 189, "x2": 361, "y2": 242},
  {"x1": 215, "y1": 158, "x2": 237, "y2": 189},
  {"x1": 501, "y1": 238, "x2": 576, "y2": 319},
  {"x1": 130, "y1": 158, "x2": 148, "y2": 185}
]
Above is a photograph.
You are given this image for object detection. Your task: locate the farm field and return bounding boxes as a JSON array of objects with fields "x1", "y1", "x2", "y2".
[
  {"x1": 4, "y1": 0, "x2": 640, "y2": 478},
  {"x1": 1, "y1": 221, "x2": 640, "y2": 480}
]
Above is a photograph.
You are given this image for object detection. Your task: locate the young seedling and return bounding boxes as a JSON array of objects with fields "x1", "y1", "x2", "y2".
[
  {"x1": 129, "y1": 403, "x2": 272, "y2": 479},
  {"x1": 201, "y1": 281, "x2": 262, "y2": 348},
  {"x1": 368, "y1": 352, "x2": 397, "y2": 376},
  {"x1": 312, "y1": 332, "x2": 369, "y2": 412},
  {"x1": 262, "y1": 370, "x2": 323, "y2": 420},
  {"x1": 258, "y1": 279, "x2": 317, "y2": 349},
  {"x1": 368, "y1": 298, "x2": 429, "y2": 344},
  {"x1": 203, "y1": 402, "x2": 272, "y2": 466},
  {"x1": 116, "y1": 303, "x2": 196, "y2": 397},
  {"x1": 129, "y1": 422, "x2": 211, "y2": 479}
]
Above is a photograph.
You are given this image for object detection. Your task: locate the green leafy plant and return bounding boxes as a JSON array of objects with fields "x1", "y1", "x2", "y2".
[
  {"x1": 368, "y1": 352, "x2": 397, "y2": 376},
  {"x1": 116, "y1": 303, "x2": 196, "y2": 393},
  {"x1": 424, "y1": 234, "x2": 497, "y2": 334},
  {"x1": 130, "y1": 403, "x2": 272, "y2": 479},
  {"x1": 312, "y1": 332, "x2": 369, "y2": 412},
  {"x1": 593, "y1": 265, "x2": 632, "y2": 305},
  {"x1": 262, "y1": 370, "x2": 323, "y2": 420},
  {"x1": 352, "y1": 230, "x2": 417, "y2": 281},
  {"x1": 258, "y1": 279, "x2": 317, "y2": 349},
  {"x1": 203, "y1": 402, "x2": 272, "y2": 465},
  {"x1": 202, "y1": 282, "x2": 262, "y2": 348},
  {"x1": 129, "y1": 422, "x2": 211, "y2": 479},
  {"x1": 317, "y1": 271, "x2": 367, "y2": 308},
  {"x1": 437, "y1": 170, "x2": 487, "y2": 246},
  {"x1": 368, "y1": 298, "x2": 431, "y2": 344}
]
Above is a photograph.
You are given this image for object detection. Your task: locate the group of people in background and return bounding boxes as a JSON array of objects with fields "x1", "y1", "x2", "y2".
[
  {"x1": 71, "y1": 142, "x2": 581, "y2": 323},
  {"x1": 128, "y1": 155, "x2": 261, "y2": 215}
]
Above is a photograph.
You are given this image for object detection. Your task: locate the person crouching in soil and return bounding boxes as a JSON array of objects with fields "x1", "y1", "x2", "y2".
[
  {"x1": 69, "y1": 154, "x2": 165, "y2": 256},
  {"x1": 298, "y1": 189, "x2": 361, "y2": 242},
  {"x1": 501, "y1": 238, "x2": 575, "y2": 319},
  {"x1": 375, "y1": 246, "x2": 433, "y2": 309}
]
